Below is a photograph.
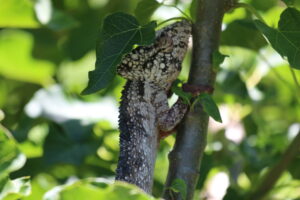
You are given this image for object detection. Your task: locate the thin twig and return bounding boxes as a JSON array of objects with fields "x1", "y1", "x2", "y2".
[
  {"x1": 248, "y1": 130, "x2": 300, "y2": 200},
  {"x1": 157, "y1": 17, "x2": 190, "y2": 28},
  {"x1": 162, "y1": 4, "x2": 193, "y2": 21}
]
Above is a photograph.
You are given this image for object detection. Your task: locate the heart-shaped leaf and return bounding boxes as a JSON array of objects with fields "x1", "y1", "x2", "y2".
[
  {"x1": 221, "y1": 19, "x2": 267, "y2": 51},
  {"x1": 255, "y1": 8, "x2": 300, "y2": 69},
  {"x1": 82, "y1": 12, "x2": 156, "y2": 94}
]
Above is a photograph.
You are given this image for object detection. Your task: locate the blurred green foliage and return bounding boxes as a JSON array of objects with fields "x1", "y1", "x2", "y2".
[{"x1": 0, "y1": 0, "x2": 300, "y2": 200}]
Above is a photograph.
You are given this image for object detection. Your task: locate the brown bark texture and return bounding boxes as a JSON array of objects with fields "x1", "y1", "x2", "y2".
[{"x1": 163, "y1": 0, "x2": 230, "y2": 199}]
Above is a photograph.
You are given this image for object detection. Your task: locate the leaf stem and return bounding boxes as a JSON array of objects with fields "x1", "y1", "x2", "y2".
[
  {"x1": 162, "y1": 4, "x2": 193, "y2": 21},
  {"x1": 157, "y1": 17, "x2": 190, "y2": 27},
  {"x1": 235, "y1": 3, "x2": 266, "y2": 23}
]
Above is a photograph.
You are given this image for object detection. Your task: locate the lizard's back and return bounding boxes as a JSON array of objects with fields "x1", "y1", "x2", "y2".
[
  {"x1": 115, "y1": 20, "x2": 192, "y2": 193},
  {"x1": 116, "y1": 80, "x2": 159, "y2": 192}
]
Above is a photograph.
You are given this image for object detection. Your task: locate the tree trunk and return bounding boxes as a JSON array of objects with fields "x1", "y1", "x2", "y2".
[{"x1": 163, "y1": 0, "x2": 230, "y2": 199}]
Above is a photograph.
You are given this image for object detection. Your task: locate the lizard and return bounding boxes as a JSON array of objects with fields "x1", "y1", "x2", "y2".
[{"x1": 115, "y1": 20, "x2": 192, "y2": 193}]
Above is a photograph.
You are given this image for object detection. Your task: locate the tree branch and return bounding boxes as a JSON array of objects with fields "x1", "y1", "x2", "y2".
[
  {"x1": 163, "y1": 0, "x2": 230, "y2": 199},
  {"x1": 248, "y1": 130, "x2": 300, "y2": 200}
]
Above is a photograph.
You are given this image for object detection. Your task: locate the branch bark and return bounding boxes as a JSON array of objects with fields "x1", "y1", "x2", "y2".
[
  {"x1": 247, "y1": 131, "x2": 300, "y2": 200},
  {"x1": 163, "y1": 0, "x2": 230, "y2": 199}
]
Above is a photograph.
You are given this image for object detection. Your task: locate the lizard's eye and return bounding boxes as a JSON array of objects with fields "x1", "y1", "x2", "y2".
[{"x1": 158, "y1": 36, "x2": 173, "y2": 53}]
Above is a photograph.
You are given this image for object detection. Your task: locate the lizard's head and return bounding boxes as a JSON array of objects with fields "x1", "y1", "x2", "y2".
[
  {"x1": 117, "y1": 20, "x2": 191, "y2": 89},
  {"x1": 151, "y1": 20, "x2": 192, "y2": 88}
]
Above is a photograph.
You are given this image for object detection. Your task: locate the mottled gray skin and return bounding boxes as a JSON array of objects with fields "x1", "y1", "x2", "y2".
[{"x1": 116, "y1": 20, "x2": 192, "y2": 193}]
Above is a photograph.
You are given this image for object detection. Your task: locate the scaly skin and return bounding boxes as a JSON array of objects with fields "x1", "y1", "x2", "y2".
[{"x1": 116, "y1": 20, "x2": 192, "y2": 193}]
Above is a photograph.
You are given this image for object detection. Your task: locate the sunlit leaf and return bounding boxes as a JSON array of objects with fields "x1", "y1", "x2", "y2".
[
  {"x1": 82, "y1": 12, "x2": 156, "y2": 94},
  {"x1": 0, "y1": 0, "x2": 40, "y2": 28},
  {"x1": 0, "y1": 30, "x2": 55, "y2": 85},
  {"x1": 44, "y1": 178, "x2": 158, "y2": 200},
  {"x1": 255, "y1": 8, "x2": 300, "y2": 69},
  {"x1": 0, "y1": 129, "x2": 26, "y2": 173},
  {"x1": 135, "y1": 0, "x2": 160, "y2": 24},
  {"x1": 21, "y1": 174, "x2": 57, "y2": 200},
  {"x1": 0, "y1": 176, "x2": 31, "y2": 200}
]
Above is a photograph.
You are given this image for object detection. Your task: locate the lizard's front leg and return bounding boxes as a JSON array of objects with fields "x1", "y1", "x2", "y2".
[
  {"x1": 156, "y1": 84, "x2": 214, "y2": 139},
  {"x1": 154, "y1": 91, "x2": 188, "y2": 138}
]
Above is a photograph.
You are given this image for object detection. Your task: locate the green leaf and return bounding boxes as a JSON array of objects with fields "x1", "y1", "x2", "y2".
[
  {"x1": 0, "y1": 129, "x2": 26, "y2": 173},
  {"x1": 0, "y1": 0, "x2": 40, "y2": 28},
  {"x1": 221, "y1": 20, "x2": 267, "y2": 51},
  {"x1": 135, "y1": 0, "x2": 160, "y2": 24},
  {"x1": 255, "y1": 8, "x2": 300, "y2": 69},
  {"x1": 212, "y1": 51, "x2": 228, "y2": 68},
  {"x1": 171, "y1": 80, "x2": 192, "y2": 105},
  {"x1": 43, "y1": 120, "x2": 100, "y2": 165},
  {"x1": 45, "y1": 178, "x2": 158, "y2": 200},
  {"x1": 0, "y1": 176, "x2": 31, "y2": 200},
  {"x1": 197, "y1": 93, "x2": 222, "y2": 122},
  {"x1": 169, "y1": 178, "x2": 187, "y2": 200},
  {"x1": 0, "y1": 30, "x2": 55, "y2": 85},
  {"x1": 82, "y1": 12, "x2": 157, "y2": 94}
]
